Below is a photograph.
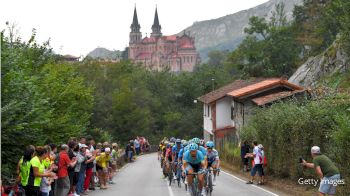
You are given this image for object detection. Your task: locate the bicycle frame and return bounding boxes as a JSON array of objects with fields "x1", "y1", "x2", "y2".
[{"x1": 205, "y1": 168, "x2": 220, "y2": 196}]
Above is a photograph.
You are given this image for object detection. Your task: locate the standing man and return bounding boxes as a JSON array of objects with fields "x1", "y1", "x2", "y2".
[
  {"x1": 245, "y1": 141, "x2": 264, "y2": 185},
  {"x1": 241, "y1": 140, "x2": 250, "y2": 172},
  {"x1": 134, "y1": 137, "x2": 140, "y2": 155},
  {"x1": 56, "y1": 144, "x2": 77, "y2": 196},
  {"x1": 301, "y1": 146, "x2": 341, "y2": 196}
]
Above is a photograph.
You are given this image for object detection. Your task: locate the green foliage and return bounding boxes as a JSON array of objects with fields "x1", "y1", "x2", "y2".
[
  {"x1": 226, "y1": 3, "x2": 300, "y2": 77},
  {"x1": 241, "y1": 95, "x2": 350, "y2": 194},
  {"x1": 1, "y1": 28, "x2": 93, "y2": 178},
  {"x1": 76, "y1": 57, "x2": 235, "y2": 145}
]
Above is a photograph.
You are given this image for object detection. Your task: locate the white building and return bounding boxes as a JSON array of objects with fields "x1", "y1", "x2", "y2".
[{"x1": 198, "y1": 78, "x2": 306, "y2": 150}]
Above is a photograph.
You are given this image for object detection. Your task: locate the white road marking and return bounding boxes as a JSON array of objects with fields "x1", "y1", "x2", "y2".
[
  {"x1": 167, "y1": 184, "x2": 175, "y2": 196},
  {"x1": 221, "y1": 170, "x2": 280, "y2": 196}
]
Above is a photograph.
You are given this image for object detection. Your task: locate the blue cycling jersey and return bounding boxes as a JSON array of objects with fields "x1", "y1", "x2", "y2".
[
  {"x1": 184, "y1": 150, "x2": 204, "y2": 165},
  {"x1": 199, "y1": 146, "x2": 207, "y2": 156},
  {"x1": 172, "y1": 144, "x2": 183, "y2": 159},
  {"x1": 178, "y1": 148, "x2": 185, "y2": 160}
]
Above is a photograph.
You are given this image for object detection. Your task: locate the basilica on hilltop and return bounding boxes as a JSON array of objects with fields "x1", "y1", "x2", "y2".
[{"x1": 128, "y1": 6, "x2": 200, "y2": 72}]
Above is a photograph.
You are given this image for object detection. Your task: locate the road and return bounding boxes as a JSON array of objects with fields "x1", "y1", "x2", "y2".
[{"x1": 91, "y1": 153, "x2": 280, "y2": 196}]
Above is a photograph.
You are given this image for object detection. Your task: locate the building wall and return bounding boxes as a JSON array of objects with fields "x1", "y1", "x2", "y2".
[
  {"x1": 203, "y1": 103, "x2": 213, "y2": 132},
  {"x1": 129, "y1": 36, "x2": 199, "y2": 72},
  {"x1": 233, "y1": 100, "x2": 255, "y2": 141},
  {"x1": 216, "y1": 97, "x2": 234, "y2": 129}
]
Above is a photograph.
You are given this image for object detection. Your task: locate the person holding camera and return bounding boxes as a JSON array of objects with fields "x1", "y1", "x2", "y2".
[
  {"x1": 245, "y1": 141, "x2": 264, "y2": 185},
  {"x1": 301, "y1": 146, "x2": 340, "y2": 196}
]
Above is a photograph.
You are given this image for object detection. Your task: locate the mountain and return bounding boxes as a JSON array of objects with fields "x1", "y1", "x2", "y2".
[
  {"x1": 289, "y1": 40, "x2": 349, "y2": 88},
  {"x1": 181, "y1": 0, "x2": 303, "y2": 61},
  {"x1": 86, "y1": 47, "x2": 123, "y2": 60}
]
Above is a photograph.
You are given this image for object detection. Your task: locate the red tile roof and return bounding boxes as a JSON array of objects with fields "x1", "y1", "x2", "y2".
[
  {"x1": 227, "y1": 79, "x2": 304, "y2": 99},
  {"x1": 197, "y1": 78, "x2": 267, "y2": 104},
  {"x1": 252, "y1": 90, "x2": 305, "y2": 106}
]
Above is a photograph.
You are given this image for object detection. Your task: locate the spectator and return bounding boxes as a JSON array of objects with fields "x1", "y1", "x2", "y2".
[
  {"x1": 16, "y1": 145, "x2": 35, "y2": 195},
  {"x1": 134, "y1": 137, "x2": 140, "y2": 155},
  {"x1": 48, "y1": 144, "x2": 57, "y2": 196},
  {"x1": 56, "y1": 144, "x2": 77, "y2": 196},
  {"x1": 301, "y1": 146, "x2": 341, "y2": 196},
  {"x1": 27, "y1": 146, "x2": 56, "y2": 196},
  {"x1": 245, "y1": 141, "x2": 264, "y2": 185},
  {"x1": 125, "y1": 140, "x2": 134, "y2": 162},
  {"x1": 86, "y1": 137, "x2": 96, "y2": 191},
  {"x1": 67, "y1": 140, "x2": 77, "y2": 195},
  {"x1": 240, "y1": 140, "x2": 250, "y2": 172},
  {"x1": 96, "y1": 147, "x2": 111, "y2": 189},
  {"x1": 84, "y1": 139, "x2": 96, "y2": 193},
  {"x1": 76, "y1": 144, "x2": 88, "y2": 195},
  {"x1": 40, "y1": 168, "x2": 53, "y2": 196},
  {"x1": 72, "y1": 144, "x2": 81, "y2": 196},
  {"x1": 79, "y1": 137, "x2": 86, "y2": 145},
  {"x1": 111, "y1": 143, "x2": 118, "y2": 172}
]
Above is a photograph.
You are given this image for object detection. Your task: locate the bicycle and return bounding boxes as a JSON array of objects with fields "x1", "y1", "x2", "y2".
[
  {"x1": 175, "y1": 162, "x2": 182, "y2": 187},
  {"x1": 167, "y1": 161, "x2": 174, "y2": 186},
  {"x1": 205, "y1": 168, "x2": 220, "y2": 196},
  {"x1": 187, "y1": 172, "x2": 204, "y2": 196}
]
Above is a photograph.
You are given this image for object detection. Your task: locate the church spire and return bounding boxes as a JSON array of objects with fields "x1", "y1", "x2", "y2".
[
  {"x1": 130, "y1": 5, "x2": 140, "y2": 33},
  {"x1": 129, "y1": 5, "x2": 142, "y2": 44},
  {"x1": 151, "y1": 6, "x2": 162, "y2": 37}
]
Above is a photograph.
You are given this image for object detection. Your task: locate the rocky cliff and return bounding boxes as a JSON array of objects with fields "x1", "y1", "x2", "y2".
[
  {"x1": 289, "y1": 41, "x2": 349, "y2": 88},
  {"x1": 181, "y1": 0, "x2": 303, "y2": 60}
]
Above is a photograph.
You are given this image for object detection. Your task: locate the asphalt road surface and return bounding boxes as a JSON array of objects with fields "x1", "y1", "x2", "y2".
[{"x1": 91, "y1": 153, "x2": 280, "y2": 196}]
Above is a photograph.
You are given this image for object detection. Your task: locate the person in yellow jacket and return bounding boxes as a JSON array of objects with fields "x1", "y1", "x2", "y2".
[{"x1": 96, "y1": 147, "x2": 111, "y2": 189}]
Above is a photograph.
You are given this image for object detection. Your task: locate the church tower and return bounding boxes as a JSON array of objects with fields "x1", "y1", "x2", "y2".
[
  {"x1": 150, "y1": 7, "x2": 162, "y2": 38},
  {"x1": 129, "y1": 6, "x2": 142, "y2": 44}
]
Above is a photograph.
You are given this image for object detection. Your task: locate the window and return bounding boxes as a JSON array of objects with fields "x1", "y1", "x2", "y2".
[
  {"x1": 207, "y1": 105, "x2": 210, "y2": 117},
  {"x1": 191, "y1": 56, "x2": 193, "y2": 62},
  {"x1": 231, "y1": 106, "x2": 235, "y2": 120}
]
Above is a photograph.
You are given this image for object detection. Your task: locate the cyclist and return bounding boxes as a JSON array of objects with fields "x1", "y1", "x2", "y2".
[
  {"x1": 183, "y1": 143, "x2": 206, "y2": 196},
  {"x1": 192, "y1": 138, "x2": 207, "y2": 169},
  {"x1": 178, "y1": 140, "x2": 188, "y2": 163},
  {"x1": 164, "y1": 143, "x2": 173, "y2": 177},
  {"x1": 172, "y1": 139, "x2": 183, "y2": 180},
  {"x1": 206, "y1": 141, "x2": 220, "y2": 185}
]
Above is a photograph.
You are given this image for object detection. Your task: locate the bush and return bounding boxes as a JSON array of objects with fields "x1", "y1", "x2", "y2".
[{"x1": 241, "y1": 94, "x2": 350, "y2": 194}]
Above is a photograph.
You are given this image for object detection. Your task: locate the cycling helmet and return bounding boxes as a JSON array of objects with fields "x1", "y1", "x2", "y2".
[
  {"x1": 183, "y1": 140, "x2": 188, "y2": 147},
  {"x1": 192, "y1": 138, "x2": 200, "y2": 144},
  {"x1": 188, "y1": 143, "x2": 198, "y2": 151},
  {"x1": 166, "y1": 143, "x2": 171, "y2": 148},
  {"x1": 200, "y1": 139, "x2": 205, "y2": 146},
  {"x1": 170, "y1": 137, "x2": 176, "y2": 143},
  {"x1": 206, "y1": 141, "x2": 215, "y2": 148},
  {"x1": 176, "y1": 139, "x2": 182, "y2": 144}
]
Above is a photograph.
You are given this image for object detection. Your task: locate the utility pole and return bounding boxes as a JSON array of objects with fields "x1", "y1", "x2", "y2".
[{"x1": 211, "y1": 78, "x2": 215, "y2": 91}]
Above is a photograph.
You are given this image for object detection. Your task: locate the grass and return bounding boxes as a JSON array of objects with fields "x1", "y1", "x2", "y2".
[{"x1": 220, "y1": 161, "x2": 317, "y2": 196}]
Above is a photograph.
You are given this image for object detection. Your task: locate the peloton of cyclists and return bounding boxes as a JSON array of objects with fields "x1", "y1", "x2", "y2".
[{"x1": 158, "y1": 137, "x2": 220, "y2": 195}]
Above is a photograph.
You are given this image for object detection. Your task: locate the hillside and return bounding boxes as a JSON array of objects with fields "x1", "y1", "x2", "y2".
[
  {"x1": 87, "y1": 47, "x2": 123, "y2": 60},
  {"x1": 289, "y1": 40, "x2": 350, "y2": 88},
  {"x1": 181, "y1": 0, "x2": 303, "y2": 60}
]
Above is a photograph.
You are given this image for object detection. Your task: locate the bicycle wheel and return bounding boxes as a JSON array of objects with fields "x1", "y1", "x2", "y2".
[
  {"x1": 207, "y1": 174, "x2": 213, "y2": 196},
  {"x1": 168, "y1": 169, "x2": 173, "y2": 186}
]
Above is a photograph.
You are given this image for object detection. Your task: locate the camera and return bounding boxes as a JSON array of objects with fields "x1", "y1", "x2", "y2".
[{"x1": 299, "y1": 157, "x2": 304, "y2": 163}]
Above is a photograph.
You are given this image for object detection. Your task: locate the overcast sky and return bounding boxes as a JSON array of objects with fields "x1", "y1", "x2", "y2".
[{"x1": 0, "y1": 0, "x2": 269, "y2": 56}]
